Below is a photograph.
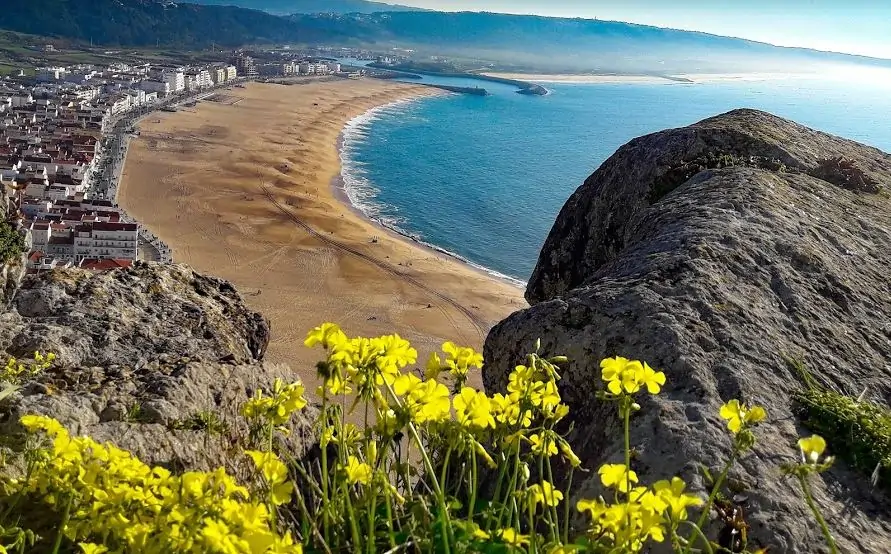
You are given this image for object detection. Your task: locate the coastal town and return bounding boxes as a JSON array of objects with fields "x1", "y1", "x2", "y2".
[{"x1": 0, "y1": 50, "x2": 358, "y2": 274}]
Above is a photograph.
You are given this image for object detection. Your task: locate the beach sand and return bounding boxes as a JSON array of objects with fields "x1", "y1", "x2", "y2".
[{"x1": 118, "y1": 79, "x2": 527, "y2": 384}]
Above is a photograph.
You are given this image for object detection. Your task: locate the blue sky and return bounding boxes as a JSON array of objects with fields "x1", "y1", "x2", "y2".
[{"x1": 394, "y1": 1, "x2": 891, "y2": 59}]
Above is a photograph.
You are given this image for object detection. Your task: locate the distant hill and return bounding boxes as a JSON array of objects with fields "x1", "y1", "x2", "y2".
[
  {"x1": 189, "y1": 0, "x2": 421, "y2": 15},
  {"x1": 1, "y1": 1, "x2": 888, "y2": 74},
  {"x1": 289, "y1": 11, "x2": 891, "y2": 73},
  {"x1": 0, "y1": 0, "x2": 345, "y2": 47}
]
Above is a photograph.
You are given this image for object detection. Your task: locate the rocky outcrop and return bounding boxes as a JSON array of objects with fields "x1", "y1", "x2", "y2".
[
  {"x1": 484, "y1": 110, "x2": 891, "y2": 552},
  {"x1": 0, "y1": 262, "x2": 314, "y2": 471},
  {"x1": 2, "y1": 358, "x2": 316, "y2": 471},
  {"x1": 0, "y1": 262, "x2": 270, "y2": 367}
]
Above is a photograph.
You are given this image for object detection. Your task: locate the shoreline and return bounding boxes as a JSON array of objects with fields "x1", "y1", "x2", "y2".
[
  {"x1": 331, "y1": 96, "x2": 527, "y2": 289},
  {"x1": 483, "y1": 72, "x2": 690, "y2": 84},
  {"x1": 116, "y1": 79, "x2": 527, "y2": 377}
]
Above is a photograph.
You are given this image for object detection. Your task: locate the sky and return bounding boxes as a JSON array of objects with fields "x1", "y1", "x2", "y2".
[{"x1": 393, "y1": 0, "x2": 891, "y2": 59}]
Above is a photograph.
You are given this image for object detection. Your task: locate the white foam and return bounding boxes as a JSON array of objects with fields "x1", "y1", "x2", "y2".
[{"x1": 338, "y1": 98, "x2": 527, "y2": 288}]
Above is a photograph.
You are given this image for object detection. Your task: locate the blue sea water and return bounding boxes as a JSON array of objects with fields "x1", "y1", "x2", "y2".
[{"x1": 340, "y1": 72, "x2": 891, "y2": 283}]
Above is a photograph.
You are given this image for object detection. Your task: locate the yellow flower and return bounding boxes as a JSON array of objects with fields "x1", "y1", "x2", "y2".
[
  {"x1": 79, "y1": 544, "x2": 109, "y2": 554},
  {"x1": 453, "y1": 387, "x2": 496, "y2": 429},
  {"x1": 528, "y1": 480, "x2": 564, "y2": 508},
  {"x1": 558, "y1": 439, "x2": 582, "y2": 467},
  {"x1": 653, "y1": 477, "x2": 702, "y2": 520},
  {"x1": 425, "y1": 351, "x2": 443, "y2": 379},
  {"x1": 490, "y1": 393, "x2": 532, "y2": 428},
  {"x1": 532, "y1": 380, "x2": 561, "y2": 411},
  {"x1": 598, "y1": 463, "x2": 638, "y2": 492},
  {"x1": 600, "y1": 356, "x2": 629, "y2": 381},
  {"x1": 640, "y1": 362, "x2": 666, "y2": 394},
  {"x1": 529, "y1": 433, "x2": 558, "y2": 457},
  {"x1": 344, "y1": 455, "x2": 372, "y2": 485},
  {"x1": 441, "y1": 342, "x2": 484, "y2": 380},
  {"x1": 497, "y1": 527, "x2": 529, "y2": 547},
  {"x1": 798, "y1": 435, "x2": 827, "y2": 464},
  {"x1": 719, "y1": 400, "x2": 767, "y2": 434},
  {"x1": 601, "y1": 357, "x2": 665, "y2": 396},
  {"x1": 20, "y1": 414, "x2": 66, "y2": 437},
  {"x1": 374, "y1": 333, "x2": 417, "y2": 370},
  {"x1": 241, "y1": 379, "x2": 307, "y2": 426},
  {"x1": 577, "y1": 497, "x2": 607, "y2": 520},
  {"x1": 304, "y1": 322, "x2": 347, "y2": 349},
  {"x1": 393, "y1": 372, "x2": 422, "y2": 396},
  {"x1": 412, "y1": 379, "x2": 451, "y2": 424},
  {"x1": 245, "y1": 450, "x2": 294, "y2": 505}
]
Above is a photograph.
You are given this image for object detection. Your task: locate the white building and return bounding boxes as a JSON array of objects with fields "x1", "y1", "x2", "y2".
[
  {"x1": 212, "y1": 67, "x2": 227, "y2": 84},
  {"x1": 37, "y1": 67, "x2": 67, "y2": 81},
  {"x1": 141, "y1": 79, "x2": 171, "y2": 96},
  {"x1": 125, "y1": 89, "x2": 146, "y2": 107},
  {"x1": 225, "y1": 65, "x2": 237, "y2": 80},
  {"x1": 163, "y1": 70, "x2": 185, "y2": 93},
  {"x1": 10, "y1": 93, "x2": 33, "y2": 107},
  {"x1": 73, "y1": 222, "x2": 138, "y2": 261},
  {"x1": 109, "y1": 95, "x2": 131, "y2": 115}
]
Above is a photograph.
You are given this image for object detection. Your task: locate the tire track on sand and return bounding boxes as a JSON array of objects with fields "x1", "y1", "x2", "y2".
[{"x1": 260, "y1": 185, "x2": 487, "y2": 340}]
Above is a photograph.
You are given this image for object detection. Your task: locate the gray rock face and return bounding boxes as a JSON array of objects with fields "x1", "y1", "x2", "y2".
[
  {"x1": 3, "y1": 359, "x2": 315, "y2": 471},
  {"x1": 3, "y1": 261, "x2": 270, "y2": 367},
  {"x1": 0, "y1": 262, "x2": 313, "y2": 471},
  {"x1": 484, "y1": 110, "x2": 891, "y2": 552}
]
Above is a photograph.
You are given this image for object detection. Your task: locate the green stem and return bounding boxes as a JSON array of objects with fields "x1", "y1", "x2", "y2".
[
  {"x1": 468, "y1": 448, "x2": 478, "y2": 522},
  {"x1": 622, "y1": 398, "x2": 632, "y2": 550},
  {"x1": 798, "y1": 474, "x2": 838, "y2": 554},
  {"x1": 562, "y1": 466, "x2": 574, "y2": 544},
  {"x1": 384, "y1": 490, "x2": 397, "y2": 550},
  {"x1": 439, "y1": 447, "x2": 453, "y2": 498},
  {"x1": 487, "y1": 450, "x2": 510, "y2": 530},
  {"x1": 51, "y1": 495, "x2": 73, "y2": 554},
  {"x1": 406, "y1": 421, "x2": 452, "y2": 554},
  {"x1": 320, "y1": 400, "x2": 331, "y2": 545},
  {"x1": 544, "y1": 456, "x2": 560, "y2": 543},
  {"x1": 495, "y1": 441, "x2": 522, "y2": 531},
  {"x1": 680, "y1": 520, "x2": 715, "y2": 554},
  {"x1": 527, "y1": 500, "x2": 538, "y2": 554},
  {"x1": 367, "y1": 481, "x2": 377, "y2": 554},
  {"x1": 343, "y1": 482, "x2": 364, "y2": 554},
  {"x1": 687, "y1": 450, "x2": 737, "y2": 554}
]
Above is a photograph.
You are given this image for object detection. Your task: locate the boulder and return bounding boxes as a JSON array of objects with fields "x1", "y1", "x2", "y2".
[
  {"x1": 0, "y1": 262, "x2": 313, "y2": 471},
  {"x1": 484, "y1": 110, "x2": 891, "y2": 552},
  {"x1": 2, "y1": 359, "x2": 316, "y2": 471},
  {"x1": 2, "y1": 261, "x2": 270, "y2": 367}
]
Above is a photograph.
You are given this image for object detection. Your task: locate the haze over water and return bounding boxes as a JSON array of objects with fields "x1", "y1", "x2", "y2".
[{"x1": 341, "y1": 72, "x2": 891, "y2": 282}]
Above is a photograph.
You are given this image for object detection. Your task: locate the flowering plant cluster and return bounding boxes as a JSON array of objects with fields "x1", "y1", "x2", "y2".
[{"x1": 0, "y1": 328, "x2": 840, "y2": 553}]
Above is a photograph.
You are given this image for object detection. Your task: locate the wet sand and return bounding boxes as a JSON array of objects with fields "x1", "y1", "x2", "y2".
[{"x1": 118, "y1": 79, "x2": 527, "y2": 383}]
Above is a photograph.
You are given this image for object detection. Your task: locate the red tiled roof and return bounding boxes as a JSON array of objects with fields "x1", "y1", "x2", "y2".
[
  {"x1": 28, "y1": 250, "x2": 44, "y2": 262},
  {"x1": 88, "y1": 222, "x2": 137, "y2": 232},
  {"x1": 79, "y1": 258, "x2": 133, "y2": 271}
]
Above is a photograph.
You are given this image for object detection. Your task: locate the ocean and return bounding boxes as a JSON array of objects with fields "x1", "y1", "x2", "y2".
[{"x1": 340, "y1": 70, "x2": 891, "y2": 283}]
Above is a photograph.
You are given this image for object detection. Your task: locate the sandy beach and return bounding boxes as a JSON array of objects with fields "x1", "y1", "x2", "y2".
[{"x1": 118, "y1": 79, "x2": 527, "y2": 383}]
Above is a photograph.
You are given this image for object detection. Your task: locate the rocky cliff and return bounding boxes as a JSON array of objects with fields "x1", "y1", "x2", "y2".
[
  {"x1": 0, "y1": 262, "x2": 314, "y2": 470},
  {"x1": 484, "y1": 110, "x2": 891, "y2": 552}
]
